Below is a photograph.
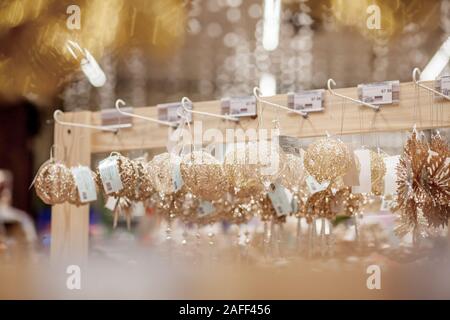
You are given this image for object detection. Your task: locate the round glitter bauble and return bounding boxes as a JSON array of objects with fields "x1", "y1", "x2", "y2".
[
  {"x1": 304, "y1": 138, "x2": 352, "y2": 183},
  {"x1": 180, "y1": 150, "x2": 227, "y2": 201},
  {"x1": 148, "y1": 152, "x2": 183, "y2": 195},
  {"x1": 370, "y1": 150, "x2": 386, "y2": 196},
  {"x1": 96, "y1": 154, "x2": 137, "y2": 199},
  {"x1": 34, "y1": 161, "x2": 72, "y2": 205},
  {"x1": 275, "y1": 152, "x2": 305, "y2": 191},
  {"x1": 131, "y1": 158, "x2": 155, "y2": 201},
  {"x1": 224, "y1": 142, "x2": 268, "y2": 198}
]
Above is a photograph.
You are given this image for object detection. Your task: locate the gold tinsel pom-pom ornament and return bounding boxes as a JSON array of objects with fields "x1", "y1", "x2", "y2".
[
  {"x1": 180, "y1": 150, "x2": 227, "y2": 201},
  {"x1": 304, "y1": 137, "x2": 352, "y2": 184},
  {"x1": 129, "y1": 157, "x2": 155, "y2": 201}
]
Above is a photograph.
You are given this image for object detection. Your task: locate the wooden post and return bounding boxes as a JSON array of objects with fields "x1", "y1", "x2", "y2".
[{"x1": 51, "y1": 111, "x2": 92, "y2": 265}]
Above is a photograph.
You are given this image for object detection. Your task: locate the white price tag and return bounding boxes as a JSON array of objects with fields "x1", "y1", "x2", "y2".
[
  {"x1": 98, "y1": 156, "x2": 123, "y2": 194},
  {"x1": 197, "y1": 201, "x2": 215, "y2": 217},
  {"x1": 359, "y1": 82, "x2": 393, "y2": 105},
  {"x1": 157, "y1": 102, "x2": 192, "y2": 123},
  {"x1": 292, "y1": 90, "x2": 324, "y2": 112},
  {"x1": 71, "y1": 166, "x2": 97, "y2": 203},
  {"x1": 305, "y1": 175, "x2": 329, "y2": 194},
  {"x1": 268, "y1": 183, "x2": 292, "y2": 216},
  {"x1": 104, "y1": 196, "x2": 119, "y2": 211},
  {"x1": 221, "y1": 96, "x2": 256, "y2": 117},
  {"x1": 440, "y1": 76, "x2": 450, "y2": 96},
  {"x1": 380, "y1": 198, "x2": 394, "y2": 212}
]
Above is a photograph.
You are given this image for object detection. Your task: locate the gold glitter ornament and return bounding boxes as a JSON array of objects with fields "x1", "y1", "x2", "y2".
[
  {"x1": 224, "y1": 142, "x2": 266, "y2": 198},
  {"x1": 370, "y1": 150, "x2": 386, "y2": 196},
  {"x1": 148, "y1": 152, "x2": 183, "y2": 194},
  {"x1": 34, "y1": 160, "x2": 72, "y2": 205},
  {"x1": 130, "y1": 158, "x2": 155, "y2": 201},
  {"x1": 67, "y1": 169, "x2": 99, "y2": 206},
  {"x1": 304, "y1": 138, "x2": 352, "y2": 184},
  {"x1": 275, "y1": 152, "x2": 305, "y2": 191},
  {"x1": 96, "y1": 153, "x2": 137, "y2": 199},
  {"x1": 180, "y1": 150, "x2": 227, "y2": 201},
  {"x1": 304, "y1": 188, "x2": 337, "y2": 222}
]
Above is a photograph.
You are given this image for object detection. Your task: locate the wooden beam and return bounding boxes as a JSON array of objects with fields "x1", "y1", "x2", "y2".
[
  {"x1": 89, "y1": 81, "x2": 450, "y2": 153},
  {"x1": 51, "y1": 111, "x2": 92, "y2": 265}
]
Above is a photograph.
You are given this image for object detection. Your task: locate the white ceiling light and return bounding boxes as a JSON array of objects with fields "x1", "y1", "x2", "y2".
[{"x1": 262, "y1": 0, "x2": 281, "y2": 51}]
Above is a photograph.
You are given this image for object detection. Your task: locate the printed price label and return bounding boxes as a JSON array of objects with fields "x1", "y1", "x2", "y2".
[
  {"x1": 305, "y1": 175, "x2": 329, "y2": 194},
  {"x1": 104, "y1": 196, "x2": 119, "y2": 211},
  {"x1": 197, "y1": 201, "x2": 215, "y2": 217},
  {"x1": 360, "y1": 82, "x2": 393, "y2": 105},
  {"x1": 440, "y1": 76, "x2": 450, "y2": 96},
  {"x1": 71, "y1": 166, "x2": 97, "y2": 203},
  {"x1": 380, "y1": 198, "x2": 394, "y2": 212},
  {"x1": 98, "y1": 156, "x2": 123, "y2": 194},
  {"x1": 221, "y1": 96, "x2": 256, "y2": 117},
  {"x1": 157, "y1": 102, "x2": 192, "y2": 123},
  {"x1": 290, "y1": 90, "x2": 324, "y2": 112},
  {"x1": 268, "y1": 183, "x2": 292, "y2": 216}
]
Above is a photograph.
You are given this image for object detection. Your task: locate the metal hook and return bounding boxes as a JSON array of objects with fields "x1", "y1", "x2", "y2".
[
  {"x1": 327, "y1": 79, "x2": 380, "y2": 111},
  {"x1": 115, "y1": 99, "x2": 176, "y2": 127},
  {"x1": 53, "y1": 109, "x2": 129, "y2": 133},
  {"x1": 412, "y1": 67, "x2": 450, "y2": 101},
  {"x1": 181, "y1": 97, "x2": 239, "y2": 122},
  {"x1": 253, "y1": 87, "x2": 308, "y2": 118}
]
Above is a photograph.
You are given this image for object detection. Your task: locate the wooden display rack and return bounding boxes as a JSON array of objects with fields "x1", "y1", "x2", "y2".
[{"x1": 51, "y1": 81, "x2": 450, "y2": 264}]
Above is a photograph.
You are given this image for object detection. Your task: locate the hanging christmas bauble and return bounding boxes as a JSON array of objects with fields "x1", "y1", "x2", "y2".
[
  {"x1": 304, "y1": 138, "x2": 351, "y2": 183},
  {"x1": 131, "y1": 158, "x2": 155, "y2": 201},
  {"x1": 224, "y1": 142, "x2": 267, "y2": 198},
  {"x1": 34, "y1": 161, "x2": 72, "y2": 205},
  {"x1": 275, "y1": 152, "x2": 305, "y2": 191},
  {"x1": 180, "y1": 150, "x2": 227, "y2": 201},
  {"x1": 148, "y1": 152, "x2": 183, "y2": 194},
  {"x1": 67, "y1": 168, "x2": 99, "y2": 206}
]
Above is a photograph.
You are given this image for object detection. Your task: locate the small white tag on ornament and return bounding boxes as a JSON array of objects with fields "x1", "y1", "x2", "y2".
[
  {"x1": 288, "y1": 89, "x2": 325, "y2": 113},
  {"x1": 171, "y1": 158, "x2": 184, "y2": 192},
  {"x1": 343, "y1": 144, "x2": 360, "y2": 186},
  {"x1": 380, "y1": 198, "x2": 394, "y2": 212},
  {"x1": 358, "y1": 81, "x2": 400, "y2": 105},
  {"x1": 305, "y1": 175, "x2": 329, "y2": 194},
  {"x1": 353, "y1": 149, "x2": 371, "y2": 193},
  {"x1": 104, "y1": 196, "x2": 119, "y2": 211},
  {"x1": 383, "y1": 155, "x2": 400, "y2": 196},
  {"x1": 98, "y1": 156, "x2": 123, "y2": 194},
  {"x1": 197, "y1": 201, "x2": 215, "y2": 217},
  {"x1": 71, "y1": 166, "x2": 97, "y2": 203},
  {"x1": 268, "y1": 183, "x2": 292, "y2": 217},
  {"x1": 221, "y1": 96, "x2": 257, "y2": 117}
]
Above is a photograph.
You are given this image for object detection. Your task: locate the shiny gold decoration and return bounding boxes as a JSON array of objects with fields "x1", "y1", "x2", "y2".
[
  {"x1": 304, "y1": 188, "x2": 336, "y2": 222},
  {"x1": 180, "y1": 150, "x2": 227, "y2": 201},
  {"x1": 335, "y1": 187, "x2": 366, "y2": 217},
  {"x1": 304, "y1": 138, "x2": 351, "y2": 184},
  {"x1": 275, "y1": 152, "x2": 305, "y2": 191},
  {"x1": 224, "y1": 142, "x2": 265, "y2": 198},
  {"x1": 148, "y1": 152, "x2": 183, "y2": 195},
  {"x1": 130, "y1": 157, "x2": 155, "y2": 201},
  {"x1": 370, "y1": 150, "x2": 386, "y2": 196},
  {"x1": 34, "y1": 160, "x2": 71, "y2": 205}
]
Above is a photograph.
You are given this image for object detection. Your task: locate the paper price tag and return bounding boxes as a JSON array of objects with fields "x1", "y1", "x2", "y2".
[
  {"x1": 157, "y1": 102, "x2": 192, "y2": 123},
  {"x1": 291, "y1": 90, "x2": 324, "y2": 112},
  {"x1": 439, "y1": 76, "x2": 450, "y2": 96},
  {"x1": 221, "y1": 96, "x2": 256, "y2": 117},
  {"x1": 71, "y1": 166, "x2": 97, "y2": 203},
  {"x1": 305, "y1": 175, "x2": 329, "y2": 194},
  {"x1": 268, "y1": 183, "x2": 292, "y2": 217},
  {"x1": 197, "y1": 201, "x2": 215, "y2": 217},
  {"x1": 98, "y1": 156, "x2": 123, "y2": 194},
  {"x1": 105, "y1": 196, "x2": 119, "y2": 211},
  {"x1": 360, "y1": 82, "x2": 393, "y2": 105},
  {"x1": 380, "y1": 198, "x2": 394, "y2": 212}
]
